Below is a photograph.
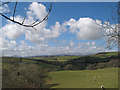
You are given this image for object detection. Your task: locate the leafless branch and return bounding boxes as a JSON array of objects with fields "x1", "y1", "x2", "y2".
[
  {"x1": 0, "y1": 2, "x2": 10, "y2": 6},
  {"x1": 31, "y1": 3, "x2": 52, "y2": 27},
  {"x1": 0, "y1": 2, "x2": 52, "y2": 30},
  {"x1": 95, "y1": 17, "x2": 119, "y2": 49},
  {"x1": 13, "y1": 1, "x2": 17, "y2": 21},
  {"x1": 22, "y1": 16, "x2": 26, "y2": 25}
]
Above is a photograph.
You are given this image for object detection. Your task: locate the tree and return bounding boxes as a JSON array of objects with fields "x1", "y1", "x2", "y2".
[
  {"x1": 95, "y1": 2, "x2": 120, "y2": 49},
  {"x1": 2, "y1": 63, "x2": 51, "y2": 88},
  {"x1": 0, "y1": 1, "x2": 52, "y2": 30},
  {"x1": 64, "y1": 64, "x2": 74, "y2": 70}
]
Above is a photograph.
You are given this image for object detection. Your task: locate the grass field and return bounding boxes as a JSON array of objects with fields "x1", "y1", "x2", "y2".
[
  {"x1": 2, "y1": 52, "x2": 119, "y2": 88},
  {"x1": 49, "y1": 68, "x2": 118, "y2": 88},
  {"x1": 32, "y1": 55, "x2": 81, "y2": 62},
  {"x1": 32, "y1": 52, "x2": 119, "y2": 63}
]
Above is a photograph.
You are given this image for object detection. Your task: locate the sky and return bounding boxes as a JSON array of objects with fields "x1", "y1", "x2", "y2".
[{"x1": 0, "y1": 2, "x2": 118, "y2": 57}]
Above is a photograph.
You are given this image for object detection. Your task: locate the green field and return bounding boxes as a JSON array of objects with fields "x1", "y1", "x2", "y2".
[
  {"x1": 49, "y1": 68, "x2": 118, "y2": 88},
  {"x1": 32, "y1": 52, "x2": 119, "y2": 63},
  {"x1": 2, "y1": 52, "x2": 119, "y2": 88},
  {"x1": 32, "y1": 55, "x2": 81, "y2": 62}
]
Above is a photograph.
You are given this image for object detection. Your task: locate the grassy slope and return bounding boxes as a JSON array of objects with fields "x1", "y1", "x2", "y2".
[
  {"x1": 90, "y1": 52, "x2": 118, "y2": 58},
  {"x1": 33, "y1": 56, "x2": 81, "y2": 62},
  {"x1": 49, "y1": 68, "x2": 118, "y2": 88},
  {"x1": 2, "y1": 52, "x2": 119, "y2": 88},
  {"x1": 2, "y1": 58, "x2": 59, "y2": 71},
  {"x1": 32, "y1": 52, "x2": 118, "y2": 62}
]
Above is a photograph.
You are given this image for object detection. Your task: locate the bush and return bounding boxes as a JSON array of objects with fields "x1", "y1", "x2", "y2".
[
  {"x1": 86, "y1": 64, "x2": 97, "y2": 70},
  {"x1": 2, "y1": 63, "x2": 50, "y2": 88},
  {"x1": 106, "y1": 59, "x2": 119, "y2": 67},
  {"x1": 96, "y1": 63, "x2": 106, "y2": 69},
  {"x1": 95, "y1": 59, "x2": 119, "y2": 69},
  {"x1": 64, "y1": 64, "x2": 73, "y2": 70}
]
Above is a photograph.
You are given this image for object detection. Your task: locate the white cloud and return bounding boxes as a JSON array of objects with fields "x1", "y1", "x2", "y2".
[
  {"x1": 28, "y1": 2, "x2": 47, "y2": 20},
  {"x1": 0, "y1": 37, "x2": 17, "y2": 52},
  {"x1": 64, "y1": 17, "x2": 104, "y2": 40},
  {"x1": 2, "y1": 23, "x2": 24, "y2": 39},
  {"x1": 92, "y1": 41, "x2": 95, "y2": 45},
  {"x1": 24, "y1": 21, "x2": 61, "y2": 43},
  {"x1": 1, "y1": 40, "x2": 105, "y2": 57},
  {"x1": 1, "y1": 3, "x2": 106, "y2": 43},
  {"x1": 1, "y1": 2, "x2": 62, "y2": 44},
  {"x1": 86, "y1": 42, "x2": 90, "y2": 46},
  {"x1": 105, "y1": 23, "x2": 118, "y2": 43},
  {"x1": 0, "y1": 4, "x2": 10, "y2": 13},
  {"x1": 1, "y1": 2, "x2": 114, "y2": 57},
  {"x1": 69, "y1": 39, "x2": 74, "y2": 47},
  {"x1": 44, "y1": 22, "x2": 61, "y2": 39}
]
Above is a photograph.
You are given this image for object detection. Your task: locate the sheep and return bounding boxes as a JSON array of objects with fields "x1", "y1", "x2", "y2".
[
  {"x1": 101, "y1": 85, "x2": 105, "y2": 90},
  {"x1": 101, "y1": 85, "x2": 104, "y2": 88},
  {"x1": 93, "y1": 76, "x2": 96, "y2": 81}
]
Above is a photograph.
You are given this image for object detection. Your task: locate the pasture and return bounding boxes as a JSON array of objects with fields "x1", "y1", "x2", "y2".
[
  {"x1": 32, "y1": 55, "x2": 81, "y2": 62},
  {"x1": 2, "y1": 52, "x2": 119, "y2": 88},
  {"x1": 49, "y1": 68, "x2": 118, "y2": 88}
]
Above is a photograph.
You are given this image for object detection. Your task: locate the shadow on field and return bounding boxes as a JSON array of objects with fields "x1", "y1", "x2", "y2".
[{"x1": 46, "y1": 83, "x2": 59, "y2": 88}]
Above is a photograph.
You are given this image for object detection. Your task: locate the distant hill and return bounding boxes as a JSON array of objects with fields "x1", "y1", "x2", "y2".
[{"x1": 2, "y1": 52, "x2": 119, "y2": 71}]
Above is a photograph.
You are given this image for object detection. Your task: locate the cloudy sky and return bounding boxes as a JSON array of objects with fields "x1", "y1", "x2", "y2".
[{"x1": 0, "y1": 2, "x2": 118, "y2": 57}]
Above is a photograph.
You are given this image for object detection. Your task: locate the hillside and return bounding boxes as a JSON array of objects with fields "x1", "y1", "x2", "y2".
[
  {"x1": 2, "y1": 52, "x2": 119, "y2": 88},
  {"x1": 2, "y1": 52, "x2": 119, "y2": 71},
  {"x1": 49, "y1": 68, "x2": 118, "y2": 88}
]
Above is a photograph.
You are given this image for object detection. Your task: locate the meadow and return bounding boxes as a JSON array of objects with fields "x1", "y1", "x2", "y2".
[
  {"x1": 49, "y1": 68, "x2": 118, "y2": 88},
  {"x1": 2, "y1": 52, "x2": 119, "y2": 88}
]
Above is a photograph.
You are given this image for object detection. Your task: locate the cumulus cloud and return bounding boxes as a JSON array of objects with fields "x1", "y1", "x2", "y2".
[
  {"x1": 0, "y1": 37, "x2": 17, "y2": 52},
  {"x1": 28, "y1": 2, "x2": 48, "y2": 20},
  {"x1": 0, "y1": 4, "x2": 10, "y2": 13},
  {"x1": 2, "y1": 23, "x2": 24, "y2": 39},
  {"x1": 78, "y1": 41, "x2": 96, "y2": 46},
  {"x1": 64, "y1": 17, "x2": 104, "y2": 40},
  {"x1": 92, "y1": 41, "x2": 95, "y2": 45},
  {"x1": 1, "y1": 2, "x2": 113, "y2": 57},
  {"x1": 1, "y1": 2, "x2": 105, "y2": 43},
  {"x1": 1, "y1": 2, "x2": 63, "y2": 44},
  {"x1": 1, "y1": 40, "x2": 105, "y2": 57},
  {"x1": 69, "y1": 39, "x2": 74, "y2": 47},
  {"x1": 24, "y1": 21, "x2": 62, "y2": 43}
]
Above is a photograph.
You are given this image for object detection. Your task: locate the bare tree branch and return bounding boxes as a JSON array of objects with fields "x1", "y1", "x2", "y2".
[
  {"x1": 0, "y1": 2, "x2": 52, "y2": 30},
  {"x1": 13, "y1": 1, "x2": 17, "y2": 20},
  {"x1": 31, "y1": 3, "x2": 52, "y2": 27},
  {"x1": 0, "y1": 2, "x2": 10, "y2": 6},
  {"x1": 94, "y1": 11, "x2": 119, "y2": 50},
  {"x1": 30, "y1": 19, "x2": 39, "y2": 26},
  {"x1": 22, "y1": 16, "x2": 26, "y2": 25}
]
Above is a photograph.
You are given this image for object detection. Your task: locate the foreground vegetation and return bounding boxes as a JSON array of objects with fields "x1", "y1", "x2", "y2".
[
  {"x1": 3, "y1": 63, "x2": 50, "y2": 88},
  {"x1": 2, "y1": 52, "x2": 119, "y2": 88}
]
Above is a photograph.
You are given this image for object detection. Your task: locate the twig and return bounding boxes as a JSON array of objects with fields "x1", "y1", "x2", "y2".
[
  {"x1": 0, "y1": 2, "x2": 10, "y2": 6},
  {"x1": 13, "y1": 0, "x2": 17, "y2": 20},
  {"x1": 0, "y1": 2, "x2": 52, "y2": 30}
]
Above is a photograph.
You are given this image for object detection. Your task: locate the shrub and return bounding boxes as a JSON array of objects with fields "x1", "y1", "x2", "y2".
[
  {"x1": 107, "y1": 59, "x2": 119, "y2": 67},
  {"x1": 86, "y1": 64, "x2": 97, "y2": 70},
  {"x1": 64, "y1": 64, "x2": 74, "y2": 70},
  {"x1": 2, "y1": 63, "x2": 50, "y2": 88},
  {"x1": 96, "y1": 63, "x2": 106, "y2": 69}
]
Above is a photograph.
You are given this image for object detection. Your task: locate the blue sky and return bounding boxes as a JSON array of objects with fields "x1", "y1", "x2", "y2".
[
  {"x1": 1, "y1": 2, "x2": 118, "y2": 56},
  {"x1": 3, "y1": 2, "x2": 117, "y2": 25}
]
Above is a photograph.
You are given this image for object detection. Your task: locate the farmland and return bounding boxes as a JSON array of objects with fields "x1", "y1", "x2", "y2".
[
  {"x1": 2, "y1": 52, "x2": 119, "y2": 88},
  {"x1": 49, "y1": 68, "x2": 118, "y2": 88}
]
